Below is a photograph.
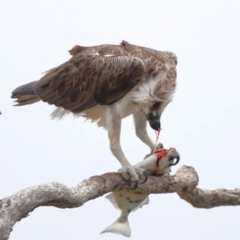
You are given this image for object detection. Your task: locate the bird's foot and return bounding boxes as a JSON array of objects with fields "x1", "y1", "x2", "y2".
[
  {"x1": 144, "y1": 143, "x2": 164, "y2": 159},
  {"x1": 118, "y1": 166, "x2": 148, "y2": 190}
]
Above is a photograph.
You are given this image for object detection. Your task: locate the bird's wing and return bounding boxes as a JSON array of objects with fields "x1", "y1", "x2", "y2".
[{"x1": 34, "y1": 48, "x2": 145, "y2": 113}]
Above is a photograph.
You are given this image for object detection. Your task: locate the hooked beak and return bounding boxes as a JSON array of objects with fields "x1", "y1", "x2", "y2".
[{"x1": 148, "y1": 115, "x2": 161, "y2": 131}]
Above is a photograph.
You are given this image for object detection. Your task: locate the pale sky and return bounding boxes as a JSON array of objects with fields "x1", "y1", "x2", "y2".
[{"x1": 1, "y1": 0, "x2": 240, "y2": 240}]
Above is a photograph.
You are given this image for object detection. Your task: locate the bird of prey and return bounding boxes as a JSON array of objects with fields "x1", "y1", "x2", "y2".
[{"x1": 11, "y1": 40, "x2": 177, "y2": 185}]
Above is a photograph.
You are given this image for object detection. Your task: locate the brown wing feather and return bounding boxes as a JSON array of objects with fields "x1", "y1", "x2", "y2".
[{"x1": 34, "y1": 52, "x2": 145, "y2": 113}]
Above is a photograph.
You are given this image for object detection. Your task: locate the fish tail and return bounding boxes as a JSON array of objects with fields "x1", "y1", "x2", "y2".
[{"x1": 100, "y1": 217, "x2": 131, "y2": 238}]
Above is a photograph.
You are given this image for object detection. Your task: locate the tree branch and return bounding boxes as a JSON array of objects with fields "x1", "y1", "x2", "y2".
[{"x1": 0, "y1": 165, "x2": 239, "y2": 240}]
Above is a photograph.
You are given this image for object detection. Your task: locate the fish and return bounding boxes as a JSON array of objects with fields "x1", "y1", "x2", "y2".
[{"x1": 101, "y1": 145, "x2": 180, "y2": 237}]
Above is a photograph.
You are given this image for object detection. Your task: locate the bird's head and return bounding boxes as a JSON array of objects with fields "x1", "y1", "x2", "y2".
[
  {"x1": 132, "y1": 77, "x2": 176, "y2": 131},
  {"x1": 136, "y1": 101, "x2": 170, "y2": 130}
]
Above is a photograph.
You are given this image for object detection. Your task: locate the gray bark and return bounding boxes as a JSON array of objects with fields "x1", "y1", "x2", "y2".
[{"x1": 0, "y1": 165, "x2": 239, "y2": 240}]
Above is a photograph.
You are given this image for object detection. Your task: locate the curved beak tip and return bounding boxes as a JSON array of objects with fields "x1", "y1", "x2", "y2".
[{"x1": 149, "y1": 121, "x2": 161, "y2": 131}]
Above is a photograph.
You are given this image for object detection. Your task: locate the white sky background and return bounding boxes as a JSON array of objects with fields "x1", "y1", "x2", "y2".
[{"x1": 1, "y1": 0, "x2": 240, "y2": 239}]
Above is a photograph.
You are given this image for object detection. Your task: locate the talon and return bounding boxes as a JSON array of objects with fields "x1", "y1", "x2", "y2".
[
  {"x1": 174, "y1": 156, "x2": 180, "y2": 166},
  {"x1": 139, "y1": 170, "x2": 148, "y2": 184},
  {"x1": 119, "y1": 172, "x2": 129, "y2": 181},
  {"x1": 119, "y1": 172, "x2": 138, "y2": 189},
  {"x1": 118, "y1": 166, "x2": 146, "y2": 189},
  {"x1": 169, "y1": 156, "x2": 180, "y2": 167},
  {"x1": 131, "y1": 180, "x2": 139, "y2": 190}
]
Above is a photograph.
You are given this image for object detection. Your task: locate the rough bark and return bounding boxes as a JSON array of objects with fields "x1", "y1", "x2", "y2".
[{"x1": 0, "y1": 165, "x2": 239, "y2": 240}]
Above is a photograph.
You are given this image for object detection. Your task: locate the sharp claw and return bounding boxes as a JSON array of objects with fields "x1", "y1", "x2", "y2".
[
  {"x1": 139, "y1": 170, "x2": 148, "y2": 184},
  {"x1": 119, "y1": 172, "x2": 139, "y2": 189},
  {"x1": 131, "y1": 180, "x2": 139, "y2": 190},
  {"x1": 119, "y1": 172, "x2": 129, "y2": 181},
  {"x1": 174, "y1": 156, "x2": 180, "y2": 165},
  {"x1": 118, "y1": 166, "x2": 147, "y2": 189},
  {"x1": 169, "y1": 155, "x2": 180, "y2": 167},
  {"x1": 119, "y1": 173, "x2": 139, "y2": 190}
]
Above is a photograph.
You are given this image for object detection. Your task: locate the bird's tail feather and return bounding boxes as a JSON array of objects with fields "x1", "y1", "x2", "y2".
[
  {"x1": 100, "y1": 217, "x2": 131, "y2": 238},
  {"x1": 11, "y1": 81, "x2": 40, "y2": 106}
]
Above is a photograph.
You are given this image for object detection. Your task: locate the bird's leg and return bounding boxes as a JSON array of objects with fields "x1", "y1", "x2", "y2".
[
  {"x1": 105, "y1": 107, "x2": 147, "y2": 189},
  {"x1": 133, "y1": 111, "x2": 157, "y2": 158}
]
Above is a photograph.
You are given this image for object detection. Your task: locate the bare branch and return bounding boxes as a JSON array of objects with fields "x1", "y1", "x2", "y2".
[
  {"x1": 0, "y1": 165, "x2": 239, "y2": 240},
  {"x1": 175, "y1": 166, "x2": 240, "y2": 208}
]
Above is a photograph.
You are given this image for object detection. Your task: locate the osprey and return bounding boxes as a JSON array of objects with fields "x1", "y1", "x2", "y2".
[{"x1": 11, "y1": 40, "x2": 177, "y2": 186}]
